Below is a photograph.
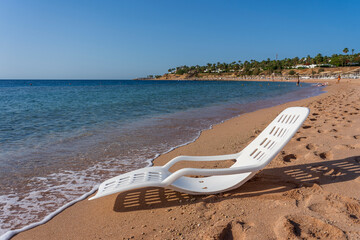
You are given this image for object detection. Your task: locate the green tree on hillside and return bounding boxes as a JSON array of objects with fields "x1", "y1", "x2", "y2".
[
  {"x1": 306, "y1": 55, "x2": 311, "y2": 64},
  {"x1": 314, "y1": 53, "x2": 323, "y2": 64},
  {"x1": 343, "y1": 48, "x2": 349, "y2": 54}
]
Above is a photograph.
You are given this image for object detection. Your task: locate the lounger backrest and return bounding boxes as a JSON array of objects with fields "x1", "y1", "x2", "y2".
[{"x1": 233, "y1": 107, "x2": 309, "y2": 168}]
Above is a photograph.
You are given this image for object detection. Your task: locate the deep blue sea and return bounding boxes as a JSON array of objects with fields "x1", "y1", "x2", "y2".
[{"x1": 0, "y1": 79, "x2": 322, "y2": 235}]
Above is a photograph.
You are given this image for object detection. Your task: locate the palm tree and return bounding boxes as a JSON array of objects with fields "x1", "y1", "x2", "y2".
[
  {"x1": 343, "y1": 48, "x2": 349, "y2": 54},
  {"x1": 352, "y1": 49, "x2": 355, "y2": 55}
]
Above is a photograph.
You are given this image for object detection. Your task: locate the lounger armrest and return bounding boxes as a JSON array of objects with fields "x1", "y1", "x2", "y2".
[
  {"x1": 162, "y1": 163, "x2": 263, "y2": 185},
  {"x1": 162, "y1": 153, "x2": 241, "y2": 170}
]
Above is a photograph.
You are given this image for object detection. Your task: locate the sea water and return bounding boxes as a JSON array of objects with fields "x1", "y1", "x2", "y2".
[{"x1": 0, "y1": 80, "x2": 322, "y2": 235}]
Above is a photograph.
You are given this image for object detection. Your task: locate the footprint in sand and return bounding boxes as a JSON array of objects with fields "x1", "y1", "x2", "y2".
[
  {"x1": 355, "y1": 143, "x2": 360, "y2": 149},
  {"x1": 296, "y1": 137, "x2": 307, "y2": 142},
  {"x1": 281, "y1": 152, "x2": 297, "y2": 162},
  {"x1": 308, "y1": 192, "x2": 360, "y2": 226},
  {"x1": 308, "y1": 203, "x2": 342, "y2": 217},
  {"x1": 354, "y1": 135, "x2": 360, "y2": 140},
  {"x1": 334, "y1": 144, "x2": 355, "y2": 150},
  {"x1": 210, "y1": 220, "x2": 248, "y2": 240},
  {"x1": 275, "y1": 215, "x2": 347, "y2": 239},
  {"x1": 302, "y1": 125, "x2": 312, "y2": 129},
  {"x1": 306, "y1": 143, "x2": 317, "y2": 151},
  {"x1": 346, "y1": 203, "x2": 360, "y2": 224},
  {"x1": 315, "y1": 151, "x2": 333, "y2": 160}
]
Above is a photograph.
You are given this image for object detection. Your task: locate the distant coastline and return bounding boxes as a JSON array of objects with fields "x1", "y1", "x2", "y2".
[
  {"x1": 138, "y1": 49, "x2": 360, "y2": 81},
  {"x1": 136, "y1": 66, "x2": 360, "y2": 81}
]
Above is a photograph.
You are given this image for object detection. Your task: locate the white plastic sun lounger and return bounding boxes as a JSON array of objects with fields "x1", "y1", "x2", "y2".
[{"x1": 89, "y1": 107, "x2": 309, "y2": 200}]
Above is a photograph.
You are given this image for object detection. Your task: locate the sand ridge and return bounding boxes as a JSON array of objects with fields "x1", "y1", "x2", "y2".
[{"x1": 13, "y1": 80, "x2": 360, "y2": 240}]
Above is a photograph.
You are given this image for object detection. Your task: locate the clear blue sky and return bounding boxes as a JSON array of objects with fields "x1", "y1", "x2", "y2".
[{"x1": 0, "y1": 0, "x2": 359, "y2": 79}]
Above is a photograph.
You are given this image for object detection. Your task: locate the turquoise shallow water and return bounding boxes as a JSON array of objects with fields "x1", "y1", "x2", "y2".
[{"x1": 0, "y1": 80, "x2": 322, "y2": 234}]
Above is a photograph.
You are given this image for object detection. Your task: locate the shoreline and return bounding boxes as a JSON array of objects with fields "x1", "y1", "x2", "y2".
[
  {"x1": 0, "y1": 80, "x2": 320, "y2": 238},
  {"x1": 136, "y1": 78, "x2": 351, "y2": 84},
  {"x1": 10, "y1": 80, "x2": 360, "y2": 239},
  {"x1": 1, "y1": 80, "x2": 321, "y2": 239}
]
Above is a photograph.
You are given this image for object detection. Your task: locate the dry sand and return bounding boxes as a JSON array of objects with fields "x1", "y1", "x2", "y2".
[{"x1": 13, "y1": 79, "x2": 360, "y2": 240}]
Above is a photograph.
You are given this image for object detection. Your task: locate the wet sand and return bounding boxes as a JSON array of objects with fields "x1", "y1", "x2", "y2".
[{"x1": 13, "y1": 79, "x2": 360, "y2": 240}]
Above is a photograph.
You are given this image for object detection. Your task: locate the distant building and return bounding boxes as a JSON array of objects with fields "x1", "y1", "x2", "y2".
[
  {"x1": 293, "y1": 64, "x2": 334, "y2": 69},
  {"x1": 318, "y1": 64, "x2": 334, "y2": 67},
  {"x1": 294, "y1": 64, "x2": 310, "y2": 69}
]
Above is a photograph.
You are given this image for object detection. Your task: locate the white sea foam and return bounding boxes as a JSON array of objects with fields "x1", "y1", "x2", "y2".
[
  {"x1": 0, "y1": 186, "x2": 97, "y2": 240},
  {"x1": 0, "y1": 109, "x2": 218, "y2": 240}
]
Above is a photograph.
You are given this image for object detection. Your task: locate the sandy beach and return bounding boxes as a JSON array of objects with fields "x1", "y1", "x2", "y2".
[{"x1": 12, "y1": 79, "x2": 360, "y2": 240}]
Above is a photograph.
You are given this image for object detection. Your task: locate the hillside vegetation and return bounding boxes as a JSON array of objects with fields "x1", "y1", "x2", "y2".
[{"x1": 144, "y1": 48, "x2": 360, "y2": 80}]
